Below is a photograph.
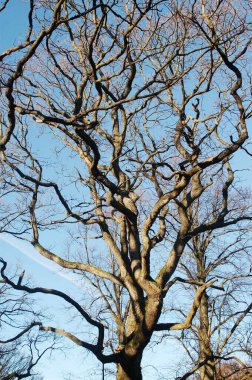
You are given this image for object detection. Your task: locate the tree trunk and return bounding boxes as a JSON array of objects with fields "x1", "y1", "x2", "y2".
[
  {"x1": 199, "y1": 291, "x2": 217, "y2": 380},
  {"x1": 199, "y1": 358, "x2": 216, "y2": 380},
  {"x1": 115, "y1": 293, "x2": 162, "y2": 380},
  {"x1": 116, "y1": 354, "x2": 143, "y2": 380}
]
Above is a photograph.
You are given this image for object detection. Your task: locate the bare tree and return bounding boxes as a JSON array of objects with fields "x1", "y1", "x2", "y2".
[
  {"x1": 168, "y1": 183, "x2": 252, "y2": 380},
  {"x1": 188, "y1": 360, "x2": 252, "y2": 380},
  {"x1": 0, "y1": 281, "x2": 57, "y2": 380},
  {"x1": 0, "y1": 1, "x2": 252, "y2": 379},
  {"x1": 0, "y1": 340, "x2": 44, "y2": 380},
  {"x1": 215, "y1": 361, "x2": 252, "y2": 380}
]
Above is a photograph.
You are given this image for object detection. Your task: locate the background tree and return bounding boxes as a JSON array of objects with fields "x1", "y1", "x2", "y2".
[
  {"x1": 165, "y1": 181, "x2": 252, "y2": 379},
  {"x1": 189, "y1": 360, "x2": 252, "y2": 380},
  {"x1": 0, "y1": 1, "x2": 252, "y2": 379},
  {"x1": 0, "y1": 340, "x2": 44, "y2": 380},
  {"x1": 0, "y1": 279, "x2": 58, "y2": 380}
]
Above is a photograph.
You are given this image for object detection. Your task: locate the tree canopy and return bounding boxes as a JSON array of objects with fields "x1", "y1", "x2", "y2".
[{"x1": 0, "y1": 1, "x2": 252, "y2": 379}]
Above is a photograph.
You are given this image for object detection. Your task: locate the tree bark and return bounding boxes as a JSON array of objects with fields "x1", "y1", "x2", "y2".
[
  {"x1": 199, "y1": 291, "x2": 217, "y2": 380},
  {"x1": 116, "y1": 353, "x2": 143, "y2": 380}
]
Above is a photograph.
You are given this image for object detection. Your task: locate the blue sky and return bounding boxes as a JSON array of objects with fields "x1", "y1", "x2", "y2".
[
  {"x1": 0, "y1": 0, "x2": 29, "y2": 49},
  {"x1": 0, "y1": 1, "x2": 251, "y2": 379}
]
